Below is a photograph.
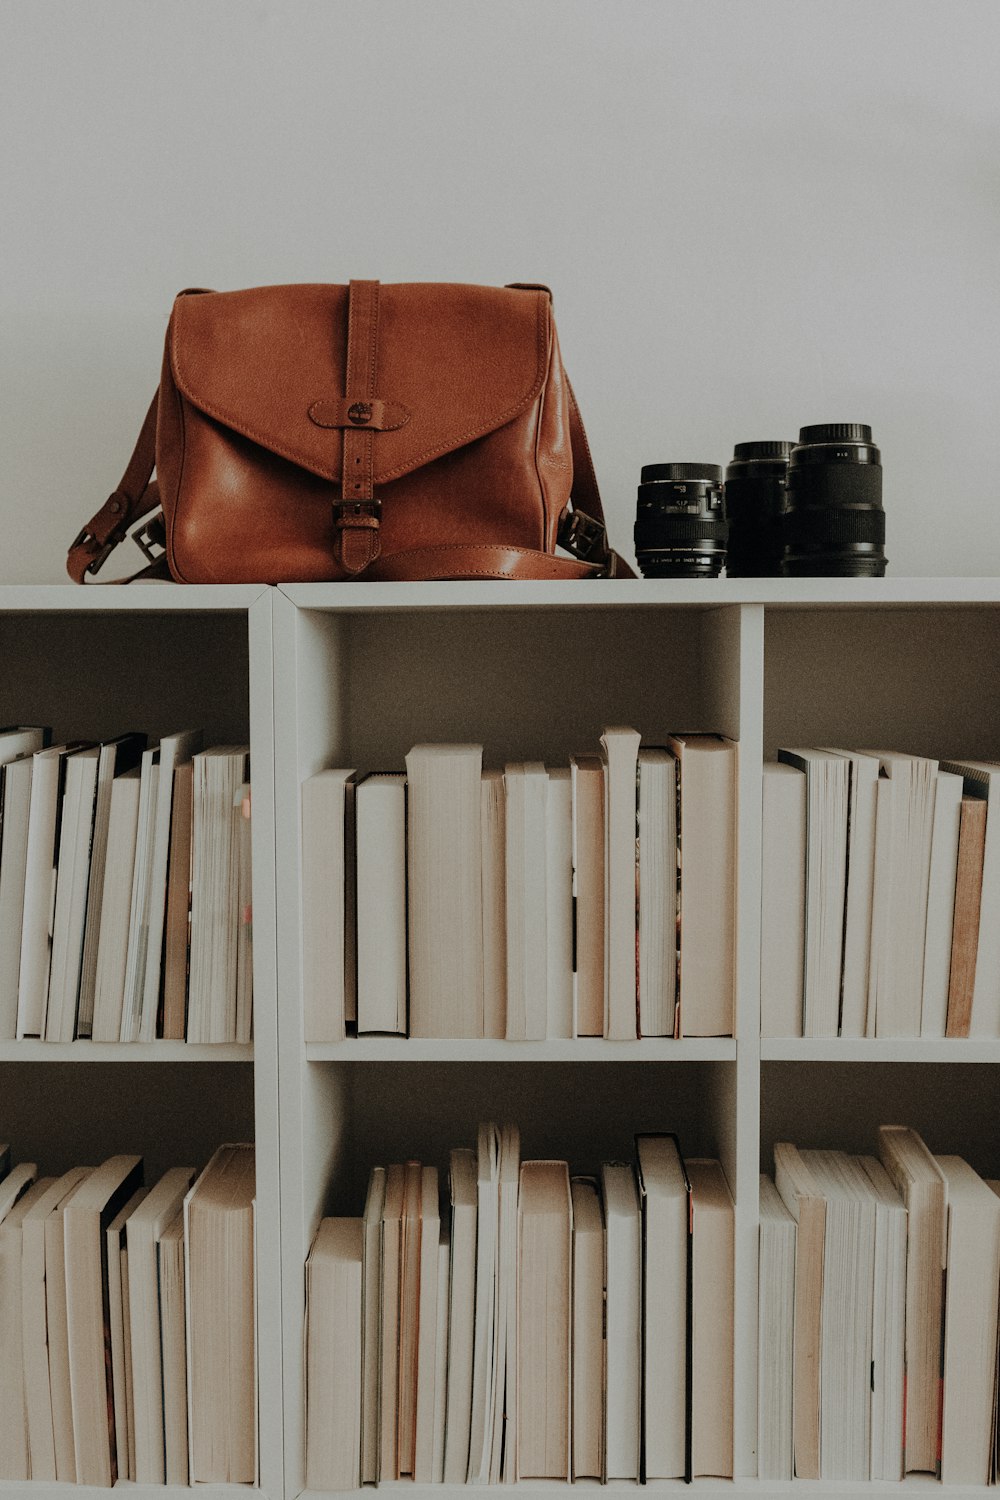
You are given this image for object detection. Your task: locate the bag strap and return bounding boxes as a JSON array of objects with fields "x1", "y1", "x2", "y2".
[
  {"x1": 67, "y1": 377, "x2": 634, "y2": 583},
  {"x1": 67, "y1": 394, "x2": 171, "y2": 583}
]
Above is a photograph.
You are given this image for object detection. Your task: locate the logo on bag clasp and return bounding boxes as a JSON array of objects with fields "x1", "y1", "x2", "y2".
[{"x1": 348, "y1": 402, "x2": 373, "y2": 425}]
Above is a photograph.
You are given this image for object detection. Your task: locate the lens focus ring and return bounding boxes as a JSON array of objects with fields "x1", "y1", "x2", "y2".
[{"x1": 783, "y1": 507, "x2": 885, "y2": 546}]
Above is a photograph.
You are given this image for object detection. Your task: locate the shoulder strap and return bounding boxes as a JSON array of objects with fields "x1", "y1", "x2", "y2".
[{"x1": 67, "y1": 377, "x2": 634, "y2": 583}]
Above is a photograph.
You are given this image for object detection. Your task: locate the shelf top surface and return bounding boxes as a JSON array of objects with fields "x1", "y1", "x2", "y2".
[
  {"x1": 280, "y1": 576, "x2": 1000, "y2": 611},
  {"x1": 0, "y1": 582, "x2": 269, "y2": 612}
]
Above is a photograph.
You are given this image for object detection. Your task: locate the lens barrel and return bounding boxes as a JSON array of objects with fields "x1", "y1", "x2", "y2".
[
  {"x1": 725, "y1": 440, "x2": 793, "y2": 576},
  {"x1": 634, "y1": 463, "x2": 727, "y2": 579},
  {"x1": 782, "y1": 424, "x2": 888, "y2": 577}
]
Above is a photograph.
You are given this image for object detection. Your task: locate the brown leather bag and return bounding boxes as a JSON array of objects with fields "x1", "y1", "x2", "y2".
[{"x1": 68, "y1": 280, "x2": 633, "y2": 584}]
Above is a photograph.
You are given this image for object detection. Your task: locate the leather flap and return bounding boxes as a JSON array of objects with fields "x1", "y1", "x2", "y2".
[{"x1": 169, "y1": 283, "x2": 550, "y2": 484}]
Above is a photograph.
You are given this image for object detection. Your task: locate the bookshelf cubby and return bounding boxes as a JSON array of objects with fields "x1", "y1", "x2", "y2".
[{"x1": 4, "y1": 578, "x2": 1000, "y2": 1500}]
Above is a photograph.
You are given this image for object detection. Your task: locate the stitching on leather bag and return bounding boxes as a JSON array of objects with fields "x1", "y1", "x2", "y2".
[
  {"x1": 169, "y1": 377, "x2": 196, "y2": 583},
  {"x1": 170, "y1": 290, "x2": 549, "y2": 485}
]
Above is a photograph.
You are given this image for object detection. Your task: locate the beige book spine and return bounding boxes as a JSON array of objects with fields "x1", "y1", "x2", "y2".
[
  {"x1": 162, "y1": 762, "x2": 193, "y2": 1039},
  {"x1": 946, "y1": 796, "x2": 987, "y2": 1037}
]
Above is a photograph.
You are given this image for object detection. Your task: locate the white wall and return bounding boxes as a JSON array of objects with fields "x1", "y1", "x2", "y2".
[{"x1": 2, "y1": 0, "x2": 997, "y2": 582}]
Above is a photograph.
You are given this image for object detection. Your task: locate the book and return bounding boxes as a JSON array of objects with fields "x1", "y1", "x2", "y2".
[
  {"x1": 801, "y1": 1150, "x2": 876, "y2": 1480},
  {"x1": 45, "y1": 743, "x2": 100, "y2": 1041},
  {"x1": 570, "y1": 1177, "x2": 604, "y2": 1481},
  {"x1": 379, "y1": 1164, "x2": 404, "y2": 1480},
  {"x1": 17, "y1": 742, "x2": 89, "y2": 1038},
  {"x1": 776, "y1": 748, "x2": 848, "y2": 1037},
  {"x1": 820, "y1": 748, "x2": 880, "y2": 1037},
  {"x1": 504, "y1": 763, "x2": 548, "y2": 1041},
  {"x1": 637, "y1": 748, "x2": 677, "y2": 1038},
  {"x1": 443, "y1": 1148, "x2": 477, "y2": 1483},
  {"x1": 866, "y1": 773, "x2": 893, "y2": 1037},
  {"x1": 636, "y1": 1134, "x2": 689, "y2": 1479},
  {"x1": 773, "y1": 1140, "x2": 825, "y2": 1479},
  {"x1": 938, "y1": 759, "x2": 1000, "y2": 1034},
  {"x1": 491, "y1": 1122, "x2": 520, "y2": 1483},
  {"x1": 107, "y1": 1186, "x2": 147, "y2": 1482},
  {"x1": 77, "y1": 732, "x2": 146, "y2": 1038},
  {"x1": 517, "y1": 1161, "x2": 571, "y2": 1480},
  {"x1": 601, "y1": 1160, "x2": 641, "y2": 1479},
  {"x1": 43, "y1": 1165, "x2": 88, "y2": 1482},
  {"x1": 687, "y1": 1159, "x2": 734, "y2": 1479},
  {"x1": 936, "y1": 1154, "x2": 1000, "y2": 1485},
  {"x1": 467, "y1": 1123, "x2": 500, "y2": 1482},
  {"x1": 406, "y1": 744, "x2": 484, "y2": 1038},
  {"x1": 355, "y1": 772, "x2": 407, "y2": 1035},
  {"x1": 760, "y1": 762, "x2": 806, "y2": 1037},
  {"x1": 480, "y1": 770, "x2": 507, "y2": 1039},
  {"x1": 0, "y1": 1176, "x2": 52, "y2": 1479},
  {"x1": 945, "y1": 794, "x2": 988, "y2": 1037},
  {"x1": 21, "y1": 1167, "x2": 90, "y2": 1481},
  {"x1": 184, "y1": 1143, "x2": 256, "y2": 1484},
  {"x1": 546, "y1": 766, "x2": 574, "y2": 1038},
  {"x1": 600, "y1": 727, "x2": 641, "y2": 1040},
  {"x1": 158, "y1": 1211, "x2": 188, "y2": 1486},
  {"x1": 757, "y1": 1174, "x2": 795, "y2": 1481},
  {"x1": 64, "y1": 1153, "x2": 144, "y2": 1486},
  {"x1": 301, "y1": 768, "x2": 357, "y2": 1042},
  {"x1": 139, "y1": 729, "x2": 203, "y2": 1039},
  {"x1": 430, "y1": 1232, "x2": 450, "y2": 1483},
  {"x1": 127, "y1": 1166, "x2": 196, "y2": 1483},
  {"x1": 398, "y1": 1161, "x2": 423, "y2": 1476},
  {"x1": 0, "y1": 755, "x2": 40, "y2": 1036},
  {"x1": 876, "y1": 1124, "x2": 946, "y2": 1473},
  {"x1": 162, "y1": 760, "x2": 194, "y2": 1039},
  {"x1": 413, "y1": 1165, "x2": 440, "y2": 1483},
  {"x1": 90, "y1": 767, "x2": 141, "y2": 1041},
  {"x1": 187, "y1": 747, "x2": 251, "y2": 1043},
  {"x1": 670, "y1": 733, "x2": 737, "y2": 1036},
  {"x1": 570, "y1": 754, "x2": 605, "y2": 1037},
  {"x1": 858, "y1": 1155, "x2": 906, "y2": 1482},
  {"x1": 920, "y1": 769, "x2": 963, "y2": 1035},
  {"x1": 119, "y1": 743, "x2": 161, "y2": 1041},
  {"x1": 360, "y1": 1166, "x2": 386, "y2": 1486},
  {"x1": 866, "y1": 751, "x2": 939, "y2": 1037},
  {"x1": 305, "y1": 1217, "x2": 363, "y2": 1491}
]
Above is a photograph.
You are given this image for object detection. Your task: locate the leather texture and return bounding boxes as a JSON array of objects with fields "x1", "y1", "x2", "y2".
[{"x1": 68, "y1": 280, "x2": 634, "y2": 584}]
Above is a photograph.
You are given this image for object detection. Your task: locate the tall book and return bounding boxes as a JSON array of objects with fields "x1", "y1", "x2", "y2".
[
  {"x1": 108, "y1": 1186, "x2": 147, "y2": 1482},
  {"x1": 775, "y1": 747, "x2": 848, "y2": 1037},
  {"x1": 467, "y1": 1123, "x2": 500, "y2": 1482},
  {"x1": 406, "y1": 744, "x2": 484, "y2": 1038},
  {"x1": 158, "y1": 1212, "x2": 188, "y2": 1486},
  {"x1": 938, "y1": 760, "x2": 1000, "y2": 1035},
  {"x1": 162, "y1": 760, "x2": 194, "y2": 1039},
  {"x1": 138, "y1": 729, "x2": 203, "y2": 1039},
  {"x1": 44, "y1": 1165, "x2": 89, "y2": 1482},
  {"x1": 491, "y1": 1122, "x2": 520, "y2": 1484},
  {"x1": 301, "y1": 768, "x2": 357, "y2": 1042},
  {"x1": 876, "y1": 1124, "x2": 946, "y2": 1473},
  {"x1": 64, "y1": 1153, "x2": 144, "y2": 1487},
  {"x1": 517, "y1": 1161, "x2": 571, "y2": 1480},
  {"x1": 820, "y1": 748, "x2": 880, "y2": 1036},
  {"x1": 305, "y1": 1218, "x2": 363, "y2": 1491},
  {"x1": 866, "y1": 751, "x2": 938, "y2": 1037},
  {"x1": 936, "y1": 1155, "x2": 1000, "y2": 1485},
  {"x1": 360, "y1": 1166, "x2": 386, "y2": 1486},
  {"x1": 118, "y1": 743, "x2": 161, "y2": 1040},
  {"x1": 760, "y1": 762, "x2": 806, "y2": 1037},
  {"x1": 687, "y1": 1159, "x2": 734, "y2": 1479},
  {"x1": 480, "y1": 770, "x2": 507, "y2": 1039},
  {"x1": 601, "y1": 1160, "x2": 641, "y2": 1479},
  {"x1": 636, "y1": 1134, "x2": 690, "y2": 1479},
  {"x1": 505, "y1": 763, "x2": 548, "y2": 1041},
  {"x1": 637, "y1": 748, "x2": 677, "y2": 1038},
  {"x1": 0, "y1": 1176, "x2": 53, "y2": 1479},
  {"x1": 546, "y1": 767, "x2": 574, "y2": 1038},
  {"x1": 0, "y1": 753, "x2": 43, "y2": 1036},
  {"x1": 187, "y1": 747, "x2": 251, "y2": 1043},
  {"x1": 757, "y1": 1174, "x2": 795, "y2": 1481},
  {"x1": 670, "y1": 734, "x2": 737, "y2": 1036},
  {"x1": 773, "y1": 1141, "x2": 825, "y2": 1479},
  {"x1": 45, "y1": 744, "x2": 100, "y2": 1041},
  {"x1": 920, "y1": 769, "x2": 963, "y2": 1035},
  {"x1": 858, "y1": 1155, "x2": 906, "y2": 1482},
  {"x1": 378, "y1": 1165, "x2": 405, "y2": 1481},
  {"x1": 77, "y1": 733, "x2": 146, "y2": 1038},
  {"x1": 90, "y1": 767, "x2": 141, "y2": 1041},
  {"x1": 945, "y1": 792, "x2": 989, "y2": 1037},
  {"x1": 184, "y1": 1144, "x2": 256, "y2": 1484},
  {"x1": 413, "y1": 1166, "x2": 440, "y2": 1483},
  {"x1": 570, "y1": 754, "x2": 604, "y2": 1037},
  {"x1": 355, "y1": 773, "x2": 407, "y2": 1035},
  {"x1": 570, "y1": 1177, "x2": 604, "y2": 1481},
  {"x1": 443, "y1": 1148, "x2": 477, "y2": 1483},
  {"x1": 398, "y1": 1161, "x2": 423, "y2": 1477},
  {"x1": 127, "y1": 1166, "x2": 197, "y2": 1484},
  {"x1": 600, "y1": 727, "x2": 641, "y2": 1040}
]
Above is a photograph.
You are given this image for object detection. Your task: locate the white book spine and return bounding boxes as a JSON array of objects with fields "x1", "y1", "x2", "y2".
[
  {"x1": 920, "y1": 771, "x2": 963, "y2": 1036},
  {"x1": 545, "y1": 769, "x2": 573, "y2": 1039}
]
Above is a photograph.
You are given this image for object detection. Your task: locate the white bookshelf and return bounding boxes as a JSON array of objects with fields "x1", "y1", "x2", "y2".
[{"x1": 4, "y1": 579, "x2": 999, "y2": 1500}]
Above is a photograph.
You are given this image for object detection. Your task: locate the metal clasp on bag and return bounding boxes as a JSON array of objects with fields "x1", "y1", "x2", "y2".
[
  {"x1": 133, "y1": 512, "x2": 167, "y2": 564},
  {"x1": 558, "y1": 506, "x2": 607, "y2": 562}
]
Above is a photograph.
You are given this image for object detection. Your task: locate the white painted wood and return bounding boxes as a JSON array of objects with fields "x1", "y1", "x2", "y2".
[
  {"x1": 0, "y1": 582, "x2": 267, "y2": 611},
  {"x1": 305, "y1": 1039, "x2": 736, "y2": 1062},
  {"x1": 0, "y1": 1041, "x2": 252, "y2": 1062},
  {"x1": 762, "y1": 1037, "x2": 1000, "y2": 1064}
]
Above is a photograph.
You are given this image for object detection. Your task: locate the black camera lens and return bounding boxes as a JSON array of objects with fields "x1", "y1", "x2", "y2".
[
  {"x1": 634, "y1": 463, "x2": 727, "y2": 579},
  {"x1": 782, "y1": 423, "x2": 888, "y2": 577},
  {"x1": 725, "y1": 440, "x2": 794, "y2": 577}
]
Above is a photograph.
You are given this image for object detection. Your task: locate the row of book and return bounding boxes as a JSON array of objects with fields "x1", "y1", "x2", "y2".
[
  {"x1": 0, "y1": 1141, "x2": 255, "y2": 1487},
  {"x1": 760, "y1": 1126, "x2": 1000, "y2": 1485},
  {"x1": 761, "y1": 747, "x2": 1000, "y2": 1038},
  {"x1": 0, "y1": 726, "x2": 252, "y2": 1045},
  {"x1": 305, "y1": 1125, "x2": 735, "y2": 1490},
  {"x1": 302, "y1": 730, "x2": 737, "y2": 1042}
]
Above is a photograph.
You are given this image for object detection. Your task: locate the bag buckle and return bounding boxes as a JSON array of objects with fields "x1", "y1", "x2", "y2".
[
  {"x1": 133, "y1": 512, "x2": 167, "y2": 564},
  {"x1": 332, "y1": 497, "x2": 382, "y2": 525},
  {"x1": 559, "y1": 506, "x2": 607, "y2": 562}
]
